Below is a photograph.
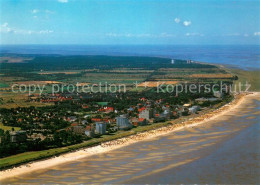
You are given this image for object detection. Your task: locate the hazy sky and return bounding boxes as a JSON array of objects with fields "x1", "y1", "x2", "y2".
[{"x1": 0, "y1": 0, "x2": 259, "y2": 45}]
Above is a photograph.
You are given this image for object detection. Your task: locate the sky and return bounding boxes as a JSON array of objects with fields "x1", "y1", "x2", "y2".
[{"x1": 0, "y1": 0, "x2": 259, "y2": 45}]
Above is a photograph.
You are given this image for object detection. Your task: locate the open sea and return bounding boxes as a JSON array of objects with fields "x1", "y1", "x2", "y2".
[{"x1": 0, "y1": 45, "x2": 259, "y2": 70}]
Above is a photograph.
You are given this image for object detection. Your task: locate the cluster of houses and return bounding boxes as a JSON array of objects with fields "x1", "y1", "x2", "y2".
[
  {"x1": 64, "y1": 100, "x2": 209, "y2": 139},
  {"x1": 4, "y1": 91, "x2": 224, "y2": 143},
  {"x1": 67, "y1": 91, "x2": 223, "y2": 138},
  {"x1": 28, "y1": 93, "x2": 87, "y2": 103}
]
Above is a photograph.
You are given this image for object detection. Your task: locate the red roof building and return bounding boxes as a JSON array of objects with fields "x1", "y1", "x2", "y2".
[{"x1": 138, "y1": 107, "x2": 146, "y2": 112}]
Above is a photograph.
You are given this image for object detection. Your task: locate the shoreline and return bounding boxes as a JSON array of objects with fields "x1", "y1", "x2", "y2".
[{"x1": 0, "y1": 92, "x2": 259, "y2": 181}]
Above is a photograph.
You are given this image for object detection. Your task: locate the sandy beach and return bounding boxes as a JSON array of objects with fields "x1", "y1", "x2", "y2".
[{"x1": 0, "y1": 92, "x2": 259, "y2": 181}]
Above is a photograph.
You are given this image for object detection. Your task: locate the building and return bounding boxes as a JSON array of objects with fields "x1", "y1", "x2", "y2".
[
  {"x1": 213, "y1": 91, "x2": 223, "y2": 98},
  {"x1": 128, "y1": 107, "x2": 134, "y2": 112},
  {"x1": 85, "y1": 125, "x2": 95, "y2": 137},
  {"x1": 95, "y1": 122, "x2": 107, "y2": 134},
  {"x1": 183, "y1": 104, "x2": 191, "y2": 108},
  {"x1": 188, "y1": 106, "x2": 200, "y2": 114},
  {"x1": 30, "y1": 133, "x2": 45, "y2": 140},
  {"x1": 138, "y1": 118, "x2": 148, "y2": 126},
  {"x1": 130, "y1": 117, "x2": 139, "y2": 126},
  {"x1": 10, "y1": 130, "x2": 27, "y2": 143},
  {"x1": 98, "y1": 107, "x2": 114, "y2": 113},
  {"x1": 91, "y1": 118, "x2": 102, "y2": 122},
  {"x1": 130, "y1": 117, "x2": 148, "y2": 126},
  {"x1": 67, "y1": 116, "x2": 77, "y2": 122},
  {"x1": 195, "y1": 97, "x2": 219, "y2": 103},
  {"x1": 116, "y1": 115, "x2": 132, "y2": 130},
  {"x1": 82, "y1": 120, "x2": 88, "y2": 125},
  {"x1": 85, "y1": 130, "x2": 94, "y2": 137},
  {"x1": 160, "y1": 109, "x2": 172, "y2": 119},
  {"x1": 171, "y1": 59, "x2": 175, "y2": 64},
  {"x1": 139, "y1": 109, "x2": 153, "y2": 120}
]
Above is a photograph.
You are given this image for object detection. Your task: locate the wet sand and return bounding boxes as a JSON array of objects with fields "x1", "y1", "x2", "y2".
[{"x1": 0, "y1": 92, "x2": 259, "y2": 184}]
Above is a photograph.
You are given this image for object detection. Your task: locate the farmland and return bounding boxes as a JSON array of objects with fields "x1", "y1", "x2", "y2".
[{"x1": 0, "y1": 54, "x2": 236, "y2": 109}]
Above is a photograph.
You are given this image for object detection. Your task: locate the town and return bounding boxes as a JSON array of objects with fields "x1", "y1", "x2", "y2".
[{"x1": 0, "y1": 88, "x2": 227, "y2": 158}]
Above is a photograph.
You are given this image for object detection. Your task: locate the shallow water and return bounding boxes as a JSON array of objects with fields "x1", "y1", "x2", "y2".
[{"x1": 2, "y1": 96, "x2": 260, "y2": 184}]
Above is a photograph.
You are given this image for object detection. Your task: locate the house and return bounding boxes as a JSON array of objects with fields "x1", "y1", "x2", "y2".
[
  {"x1": 130, "y1": 117, "x2": 147, "y2": 126},
  {"x1": 116, "y1": 115, "x2": 132, "y2": 130},
  {"x1": 82, "y1": 120, "x2": 88, "y2": 125},
  {"x1": 130, "y1": 117, "x2": 139, "y2": 126},
  {"x1": 138, "y1": 107, "x2": 146, "y2": 113},
  {"x1": 82, "y1": 104, "x2": 89, "y2": 109},
  {"x1": 140, "y1": 97, "x2": 147, "y2": 101},
  {"x1": 128, "y1": 107, "x2": 134, "y2": 112},
  {"x1": 98, "y1": 107, "x2": 114, "y2": 113},
  {"x1": 95, "y1": 122, "x2": 107, "y2": 135},
  {"x1": 71, "y1": 123, "x2": 78, "y2": 127},
  {"x1": 30, "y1": 133, "x2": 45, "y2": 140},
  {"x1": 104, "y1": 107, "x2": 114, "y2": 113},
  {"x1": 102, "y1": 117, "x2": 113, "y2": 123},
  {"x1": 67, "y1": 116, "x2": 77, "y2": 122},
  {"x1": 84, "y1": 115, "x2": 91, "y2": 118},
  {"x1": 91, "y1": 118, "x2": 102, "y2": 122}
]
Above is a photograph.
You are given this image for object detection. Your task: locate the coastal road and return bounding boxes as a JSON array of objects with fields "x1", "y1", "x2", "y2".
[{"x1": 2, "y1": 94, "x2": 260, "y2": 184}]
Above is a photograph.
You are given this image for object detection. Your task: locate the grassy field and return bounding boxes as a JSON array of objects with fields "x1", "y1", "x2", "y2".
[
  {"x1": 83, "y1": 72, "x2": 150, "y2": 84},
  {"x1": 0, "y1": 83, "x2": 9, "y2": 88},
  {"x1": 228, "y1": 68, "x2": 260, "y2": 92},
  {"x1": 0, "y1": 123, "x2": 21, "y2": 131},
  {"x1": 137, "y1": 81, "x2": 179, "y2": 87},
  {"x1": 149, "y1": 66, "x2": 234, "y2": 83},
  {"x1": 0, "y1": 92, "x2": 53, "y2": 109}
]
